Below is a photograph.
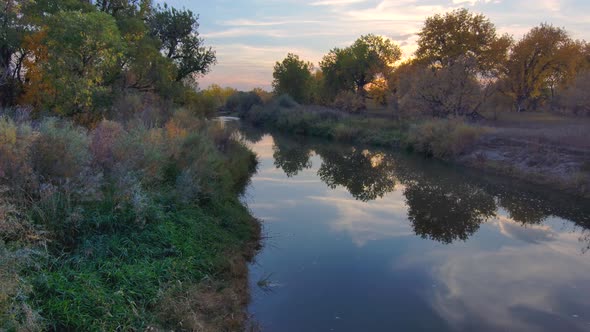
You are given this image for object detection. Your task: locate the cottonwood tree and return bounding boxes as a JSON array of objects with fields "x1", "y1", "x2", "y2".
[
  {"x1": 397, "y1": 58, "x2": 486, "y2": 118},
  {"x1": 555, "y1": 71, "x2": 590, "y2": 115},
  {"x1": 320, "y1": 34, "x2": 402, "y2": 100},
  {"x1": 410, "y1": 9, "x2": 511, "y2": 117},
  {"x1": 148, "y1": 4, "x2": 216, "y2": 83},
  {"x1": 272, "y1": 53, "x2": 314, "y2": 104},
  {"x1": 416, "y1": 8, "x2": 511, "y2": 76},
  {"x1": 503, "y1": 24, "x2": 581, "y2": 112},
  {"x1": 21, "y1": 11, "x2": 125, "y2": 118}
]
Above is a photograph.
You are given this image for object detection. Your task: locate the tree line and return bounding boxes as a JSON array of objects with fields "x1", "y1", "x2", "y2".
[
  {"x1": 1, "y1": 0, "x2": 216, "y2": 124},
  {"x1": 272, "y1": 9, "x2": 590, "y2": 116}
]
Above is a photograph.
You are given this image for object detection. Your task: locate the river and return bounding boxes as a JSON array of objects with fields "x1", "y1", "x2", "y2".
[{"x1": 240, "y1": 128, "x2": 590, "y2": 332}]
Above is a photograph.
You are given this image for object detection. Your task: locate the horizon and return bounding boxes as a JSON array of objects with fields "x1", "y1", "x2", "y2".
[{"x1": 157, "y1": 0, "x2": 590, "y2": 91}]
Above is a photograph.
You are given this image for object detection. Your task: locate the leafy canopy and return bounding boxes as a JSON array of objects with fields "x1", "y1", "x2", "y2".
[
  {"x1": 503, "y1": 24, "x2": 582, "y2": 111},
  {"x1": 416, "y1": 8, "x2": 511, "y2": 75},
  {"x1": 22, "y1": 11, "x2": 125, "y2": 118},
  {"x1": 148, "y1": 4, "x2": 216, "y2": 82},
  {"x1": 272, "y1": 53, "x2": 314, "y2": 104},
  {"x1": 320, "y1": 34, "x2": 401, "y2": 99}
]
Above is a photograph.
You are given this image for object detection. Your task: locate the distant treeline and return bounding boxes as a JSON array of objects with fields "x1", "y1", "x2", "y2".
[{"x1": 271, "y1": 9, "x2": 590, "y2": 116}]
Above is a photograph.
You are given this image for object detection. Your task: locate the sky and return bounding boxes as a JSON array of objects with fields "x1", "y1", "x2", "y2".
[{"x1": 157, "y1": 0, "x2": 590, "y2": 90}]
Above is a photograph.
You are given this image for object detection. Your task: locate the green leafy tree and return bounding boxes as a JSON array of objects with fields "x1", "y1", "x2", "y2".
[
  {"x1": 148, "y1": 4, "x2": 216, "y2": 82},
  {"x1": 22, "y1": 11, "x2": 125, "y2": 120},
  {"x1": 416, "y1": 8, "x2": 511, "y2": 76},
  {"x1": 272, "y1": 53, "x2": 314, "y2": 103},
  {"x1": 0, "y1": 0, "x2": 28, "y2": 106},
  {"x1": 320, "y1": 34, "x2": 402, "y2": 100},
  {"x1": 94, "y1": 0, "x2": 152, "y2": 17}
]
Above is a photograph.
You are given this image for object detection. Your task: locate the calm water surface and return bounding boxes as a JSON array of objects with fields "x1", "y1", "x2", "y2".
[{"x1": 241, "y1": 129, "x2": 590, "y2": 332}]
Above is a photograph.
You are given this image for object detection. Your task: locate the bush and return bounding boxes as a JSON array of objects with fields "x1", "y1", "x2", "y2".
[
  {"x1": 331, "y1": 123, "x2": 361, "y2": 142},
  {"x1": 0, "y1": 116, "x2": 35, "y2": 194},
  {"x1": 33, "y1": 118, "x2": 92, "y2": 183},
  {"x1": 224, "y1": 92, "x2": 263, "y2": 116},
  {"x1": 251, "y1": 88, "x2": 273, "y2": 103},
  {"x1": 556, "y1": 71, "x2": 590, "y2": 116},
  {"x1": 90, "y1": 120, "x2": 126, "y2": 172},
  {"x1": 406, "y1": 119, "x2": 483, "y2": 159},
  {"x1": 333, "y1": 91, "x2": 366, "y2": 113},
  {"x1": 275, "y1": 94, "x2": 299, "y2": 108},
  {"x1": 110, "y1": 92, "x2": 145, "y2": 121}
]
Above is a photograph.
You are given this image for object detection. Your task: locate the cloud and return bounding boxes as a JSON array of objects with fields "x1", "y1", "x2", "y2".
[
  {"x1": 393, "y1": 211, "x2": 590, "y2": 331},
  {"x1": 192, "y1": 0, "x2": 590, "y2": 89},
  {"x1": 309, "y1": 187, "x2": 412, "y2": 246},
  {"x1": 310, "y1": 0, "x2": 367, "y2": 6}
]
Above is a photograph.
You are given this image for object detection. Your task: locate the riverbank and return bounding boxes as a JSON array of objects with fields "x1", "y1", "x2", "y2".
[
  {"x1": 236, "y1": 98, "x2": 590, "y2": 198},
  {"x1": 0, "y1": 113, "x2": 261, "y2": 331}
]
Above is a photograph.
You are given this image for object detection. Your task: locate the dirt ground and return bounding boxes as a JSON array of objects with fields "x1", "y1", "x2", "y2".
[{"x1": 461, "y1": 112, "x2": 590, "y2": 197}]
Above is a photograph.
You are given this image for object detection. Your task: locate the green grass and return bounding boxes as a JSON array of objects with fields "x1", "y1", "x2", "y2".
[{"x1": 31, "y1": 200, "x2": 257, "y2": 331}]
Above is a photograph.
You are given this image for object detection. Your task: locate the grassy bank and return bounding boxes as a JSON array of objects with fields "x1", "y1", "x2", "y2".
[
  {"x1": 239, "y1": 96, "x2": 406, "y2": 147},
  {"x1": 236, "y1": 96, "x2": 590, "y2": 197},
  {"x1": 237, "y1": 96, "x2": 484, "y2": 159},
  {"x1": 0, "y1": 110, "x2": 260, "y2": 331}
]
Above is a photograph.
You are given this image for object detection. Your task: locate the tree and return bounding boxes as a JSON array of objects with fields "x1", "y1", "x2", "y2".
[
  {"x1": 21, "y1": 11, "x2": 125, "y2": 119},
  {"x1": 555, "y1": 71, "x2": 590, "y2": 115},
  {"x1": 320, "y1": 34, "x2": 401, "y2": 100},
  {"x1": 416, "y1": 8, "x2": 511, "y2": 76},
  {"x1": 94, "y1": 0, "x2": 151, "y2": 17},
  {"x1": 272, "y1": 53, "x2": 313, "y2": 104},
  {"x1": 199, "y1": 84, "x2": 237, "y2": 110},
  {"x1": 148, "y1": 4, "x2": 216, "y2": 82},
  {"x1": 503, "y1": 24, "x2": 580, "y2": 112},
  {"x1": 399, "y1": 57, "x2": 485, "y2": 117},
  {"x1": 0, "y1": 0, "x2": 31, "y2": 106}
]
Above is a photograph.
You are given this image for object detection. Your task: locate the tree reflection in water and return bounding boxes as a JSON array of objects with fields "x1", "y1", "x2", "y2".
[
  {"x1": 317, "y1": 148, "x2": 397, "y2": 202},
  {"x1": 255, "y1": 130, "x2": 590, "y2": 246},
  {"x1": 403, "y1": 182, "x2": 496, "y2": 244},
  {"x1": 272, "y1": 135, "x2": 313, "y2": 177}
]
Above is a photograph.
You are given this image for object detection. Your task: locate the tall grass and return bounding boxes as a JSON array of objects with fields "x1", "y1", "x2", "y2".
[
  {"x1": 241, "y1": 97, "x2": 404, "y2": 147},
  {"x1": 405, "y1": 118, "x2": 485, "y2": 159},
  {"x1": 0, "y1": 110, "x2": 260, "y2": 330}
]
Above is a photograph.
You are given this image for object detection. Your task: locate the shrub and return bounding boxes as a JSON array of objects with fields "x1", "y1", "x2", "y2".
[
  {"x1": 331, "y1": 123, "x2": 361, "y2": 142},
  {"x1": 110, "y1": 92, "x2": 145, "y2": 121},
  {"x1": 251, "y1": 87, "x2": 273, "y2": 103},
  {"x1": 333, "y1": 91, "x2": 366, "y2": 113},
  {"x1": 406, "y1": 119, "x2": 483, "y2": 159},
  {"x1": 0, "y1": 116, "x2": 35, "y2": 194},
  {"x1": 275, "y1": 94, "x2": 299, "y2": 108},
  {"x1": 224, "y1": 92, "x2": 263, "y2": 116},
  {"x1": 556, "y1": 71, "x2": 590, "y2": 116},
  {"x1": 90, "y1": 120, "x2": 126, "y2": 172},
  {"x1": 33, "y1": 118, "x2": 92, "y2": 183},
  {"x1": 181, "y1": 88, "x2": 217, "y2": 118}
]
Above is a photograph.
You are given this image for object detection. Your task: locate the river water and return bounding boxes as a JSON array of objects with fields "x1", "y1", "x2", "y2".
[{"x1": 241, "y1": 129, "x2": 590, "y2": 332}]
